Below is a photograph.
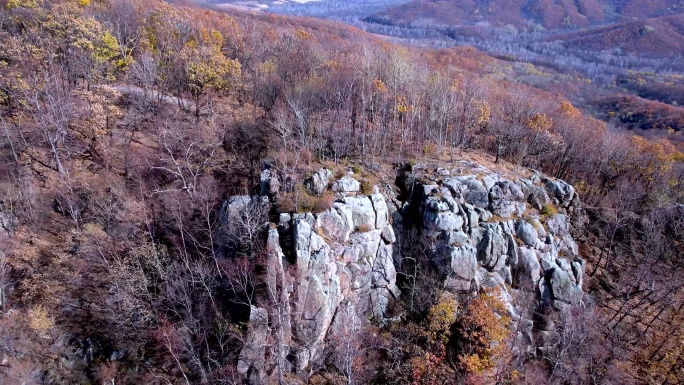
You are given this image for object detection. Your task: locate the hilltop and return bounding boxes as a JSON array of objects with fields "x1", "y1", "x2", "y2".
[
  {"x1": 0, "y1": 1, "x2": 683, "y2": 384},
  {"x1": 369, "y1": 0, "x2": 684, "y2": 31}
]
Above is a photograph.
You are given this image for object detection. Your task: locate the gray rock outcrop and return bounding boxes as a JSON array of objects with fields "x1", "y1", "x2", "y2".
[
  {"x1": 237, "y1": 160, "x2": 585, "y2": 382},
  {"x1": 332, "y1": 175, "x2": 360, "y2": 195},
  {"x1": 305, "y1": 168, "x2": 333, "y2": 195},
  {"x1": 236, "y1": 188, "x2": 400, "y2": 378}
]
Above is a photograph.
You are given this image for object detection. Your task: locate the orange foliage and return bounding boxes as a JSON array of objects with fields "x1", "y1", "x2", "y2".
[{"x1": 457, "y1": 290, "x2": 512, "y2": 376}]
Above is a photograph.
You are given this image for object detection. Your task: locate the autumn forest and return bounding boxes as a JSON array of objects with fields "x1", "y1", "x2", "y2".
[{"x1": 0, "y1": 0, "x2": 683, "y2": 384}]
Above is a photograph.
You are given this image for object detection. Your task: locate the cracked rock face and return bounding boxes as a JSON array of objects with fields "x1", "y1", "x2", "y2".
[
  {"x1": 305, "y1": 168, "x2": 333, "y2": 195},
  {"x1": 237, "y1": 174, "x2": 400, "y2": 378},
  {"x1": 332, "y1": 175, "x2": 360, "y2": 195},
  {"x1": 238, "y1": 165, "x2": 586, "y2": 381},
  {"x1": 402, "y1": 163, "x2": 586, "y2": 357}
]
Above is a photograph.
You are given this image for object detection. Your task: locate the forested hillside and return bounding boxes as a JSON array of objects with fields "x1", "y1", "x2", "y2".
[
  {"x1": 369, "y1": 0, "x2": 684, "y2": 30},
  {"x1": 0, "y1": 0, "x2": 683, "y2": 384},
  {"x1": 209, "y1": 0, "x2": 684, "y2": 146}
]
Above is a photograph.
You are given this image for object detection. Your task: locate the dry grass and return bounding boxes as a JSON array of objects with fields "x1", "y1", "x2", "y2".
[
  {"x1": 357, "y1": 223, "x2": 374, "y2": 232},
  {"x1": 541, "y1": 203, "x2": 558, "y2": 216},
  {"x1": 360, "y1": 179, "x2": 375, "y2": 195},
  {"x1": 275, "y1": 188, "x2": 334, "y2": 214}
]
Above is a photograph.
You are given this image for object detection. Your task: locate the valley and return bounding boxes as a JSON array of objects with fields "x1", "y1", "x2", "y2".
[{"x1": 208, "y1": 0, "x2": 684, "y2": 145}]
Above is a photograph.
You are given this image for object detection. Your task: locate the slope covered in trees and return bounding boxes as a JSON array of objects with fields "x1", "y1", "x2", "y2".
[
  {"x1": 220, "y1": 0, "x2": 684, "y2": 140},
  {"x1": 0, "y1": 0, "x2": 683, "y2": 384},
  {"x1": 368, "y1": 0, "x2": 684, "y2": 30}
]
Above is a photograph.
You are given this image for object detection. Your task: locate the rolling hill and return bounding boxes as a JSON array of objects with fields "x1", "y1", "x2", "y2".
[{"x1": 369, "y1": 0, "x2": 684, "y2": 31}]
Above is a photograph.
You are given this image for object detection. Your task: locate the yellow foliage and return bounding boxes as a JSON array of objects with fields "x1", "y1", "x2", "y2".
[
  {"x1": 476, "y1": 100, "x2": 491, "y2": 127},
  {"x1": 541, "y1": 203, "x2": 558, "y2": 216},
  {"x1": 6, "y1": 0, "x2": 38, "y2": 9},
  {"x1": 560, "y1": 100, "x2": 581, "y2": 119},
  {"x1": 460, "y1": 352, "x2": 491, "y2": 373},
  {"x1": 29, "y1": 305, "x2": 55, "y2": 337},
  {"x1": 259, "y1": 59, "x2": 277, "y2": 75},
  {"x1": 527, "y1": 113, "x2": 553, "y2": 132},
  {"x1": 450, "y1": 73, "x2": 465, "y2": 92},
  {"x1": 295, "y1": 29, "x2": 315, "y2": 41},
  {"x1": 426, "y1": 296, "x2": 458, "y2": 343},
  {"x1": 395, "y1": 95, "x2": 413, "y2": 113},
  {"x1": 184, "y1": 46, "x2": 241, "y2": 96},
  {"x1": 629, "y1": 135, "x2": 684, "y2": 182},
  {"x1": 94, "y1": 31, "x2": 121, "y2": 64},
  {"x1": 457, "y1": 289, "x2": 511, "y2": 374},
  {"x1": 372, "y1": 79, "x2": 387, "y2": 93},
  {"x1": 322, "y1": 60, "x2": 341, "y2": 70}
]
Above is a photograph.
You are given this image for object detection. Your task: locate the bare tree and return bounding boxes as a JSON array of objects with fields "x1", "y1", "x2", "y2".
[
  {"x1": 329, "y1": 303, "x2": 367, "y2": 385},
  {"x1": 25, "y1": 68, "x2": 74, "y2": 179},
  {"x1": 150, "y1": 119, "x2": 225, "y2": 197},
  {"x1": 0, "y1": 250, "x2": 10, "y2": 312}
]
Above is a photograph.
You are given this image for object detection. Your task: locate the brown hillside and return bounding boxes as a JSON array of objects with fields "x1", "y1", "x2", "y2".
[
  {"x1": 371, "y1": 0, "x2": 683, "y2": 30},
  {"x1": 548, "y1": 13, "x2": 684, "y2": 58}
]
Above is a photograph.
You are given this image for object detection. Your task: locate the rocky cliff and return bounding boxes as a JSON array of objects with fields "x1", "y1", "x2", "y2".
[{"x1": 234, "y1": 160, "x2": 587, "y2": 382}]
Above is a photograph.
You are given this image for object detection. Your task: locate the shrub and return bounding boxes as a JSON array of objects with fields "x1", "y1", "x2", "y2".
[
  {"x1": 357, "y1": 223, "x2": 374, "y2": 232},
  {"x1": 297, "y1": 189, "x2": 319, "y2": 213},
  {"x1": 352, "y1": 164, "x2": 362, "y2": 174},
  {"x1": 315, "y1": 192, "x2": 334, "y2": 212},
  {"x1": 426, "y1": 296, "x2": 459, "y2": 344},
  {"x1": 274, "y1": 193, "x2": 297, "y2": 213},
  {"x1": 541, "y1": 203, "x2": 558, "y2": 216},
  {"x1": 276, "y1": 188, "x2": 334, "y2": 214},
  {"x1": 334, "y1": 167, "x2": 346, "y2": 179},
  {"x1": 360, "y1": 179, "x2": 375, "y2": 195},
  {"x1": 29, "y1": 305, "x2": 55, "y2": 337},
  {"x1": 422, "y1": 142, "x2": 437, "y2": 157},
  {"x1": 457, "y1": 290, "x2": 511, "y2": 376}
]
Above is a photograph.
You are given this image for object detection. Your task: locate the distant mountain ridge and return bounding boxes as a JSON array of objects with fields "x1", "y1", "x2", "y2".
[
  {"x1": 546, "y1": 13, "x2": 684, "y2": 58},
  {"x1": 370, "y1": 0, "x2": 684, "y2": 31}
]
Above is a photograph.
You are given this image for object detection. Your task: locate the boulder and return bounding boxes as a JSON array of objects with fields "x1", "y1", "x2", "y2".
[
  {"x1": 237, "y1": 306, "x2": 269, "y2": 376},
  {"x1": 571, "y1": 260, "x2": 585, "y2": 288},
  {"x1": 370, "y1": 193, "x2": 389, "y2": 229},
  {"x1": 371, "y1": 244, "x2": 400, "y2": 319},
  {"x1": 528, "y1": 186, "x2": 551, "y2": 210},
  {"x1": 344, "y1": 196, "x2": 376, "y2": 230},
  {"x1": 478, "y1": 224, "x2": 509, "y2": 271},
  {"x1": 424, "y1": 210, "x2": 464, "y2": 233},
  {"x1": 0, "y1": 211, "x2": 16, "y2": 239},
  {"x1": 516, "y1": 220, "x2": 539, "y2": 247},
  {"x1": 443, "y1": 176, "x2": 489, "y2": 208},
  {"x1": 444, "y1": 230, "x2": 470, "y2": 246},
  {"x1": 527, "y1": 217, "x2": 546, "y2": 238},
  {"x1": 543, "y1": 177, "x2": 575, "y2": 207},
  {"x1": 482, "y1": 174, "x2": 501, "y2": 191},
  {"x1": 547, "y1": 266, "x2": 583, "y2": 307},
  {"x1": 516, "y1": 247, "x2": 541, "y2": 290},
  {"x1": 260, "y1": 168, "x2": 280, "y2": 196},
  {"x1": 381, "y1": 225, "x2": 396, "y2": 244},
  {"x1": 332, "y1": 175, "x2": 361, "y2": 194},
  {"x1": 546, "y1": 214, "x2": 570, "y2": 236},
  {"x1": 316, "y1": 204, "x2": 354, "y2": 243},
  {"x1": 476, "y1": 207, "x2": 493, "y2": 222},
  {"x1": 489, "y1": 181, "x2": 526, "y2": 218},
  {"x1": 305, "y1": 168, "x2": 333, "y2": 195},
  {"x1": 436, "y1": 167, "x2": 450, "y2": 176},
  {"x1": 461, "y1": 203, "x2": 479, "y2": 229},
  {"x1": 448, "y1": 244, "x2": 478, "y2": 281},
  {"x1": 293, "y1": 212, "x2": 316, "y2": 228},
  {"x1": 349, "y1": 230, "x2": 382, "y2": 264}
]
